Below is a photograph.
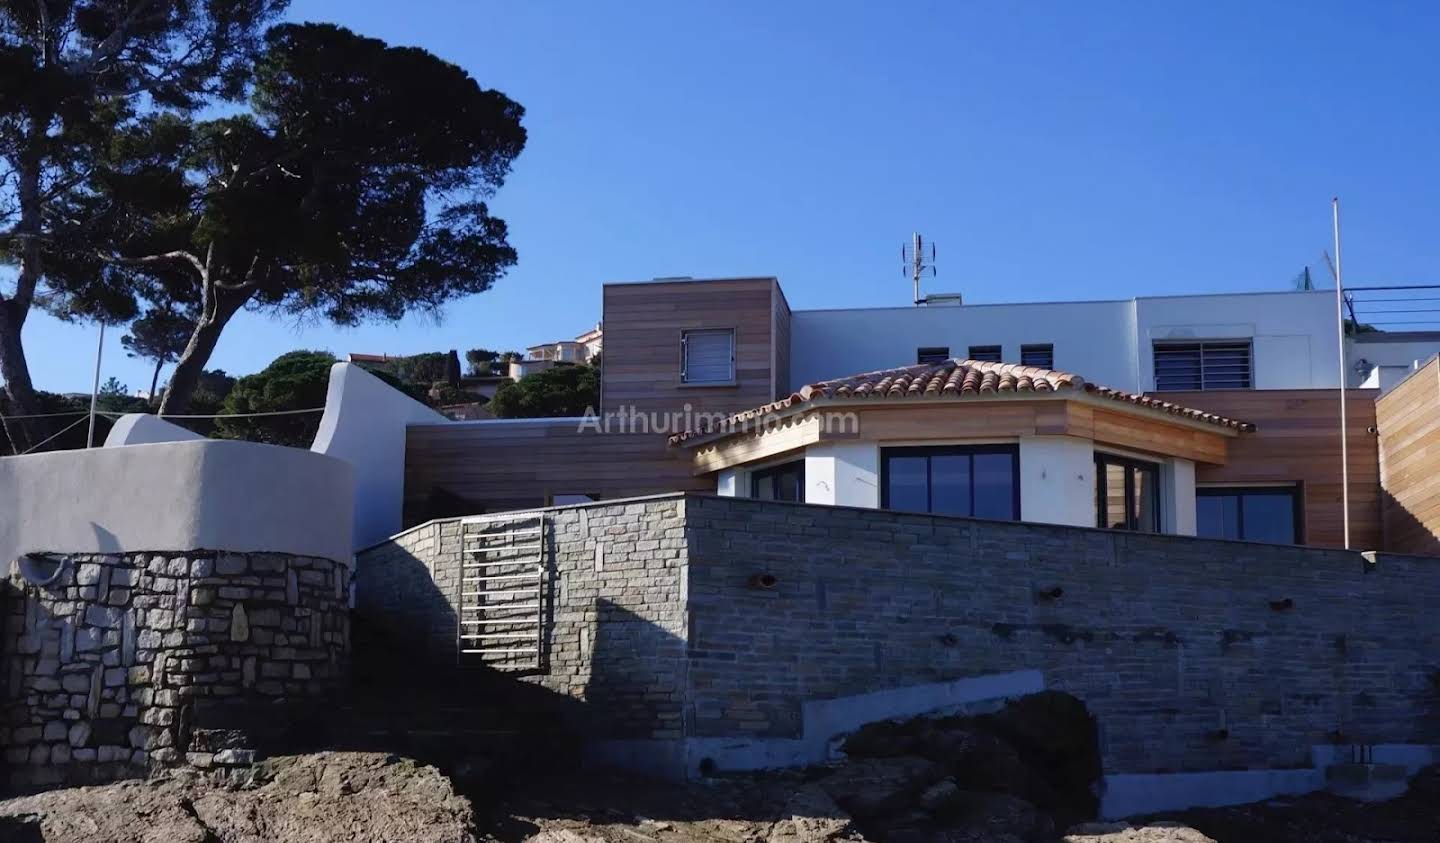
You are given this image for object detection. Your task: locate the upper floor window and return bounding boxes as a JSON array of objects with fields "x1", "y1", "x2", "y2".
[
  {"x1": 968, "y1": 345, "x2": 1003, "y2": 363},
  {"x1": 1020, "y1": 344, "x2": 1054, "y2": 369},
  {"x1": 680, "y1": 328, "x2": 735, "y2": 385},
  {"x1": 1197, "y1": 486, "x2": 1299, "y2": 545},
  {"x1": 1153, "y1": 341, "x2": 1252, "y2": 391},
  {"x1": 751, "y1": 460, "x2": 805, "y2": 502},
  {"x1": 1096, "y1": 453, "x2": 1159, "y2": 532},
  {"x1": 917, "y1": 346, "x2": 951, "y2": 365},
  {"x1": 881, "y1": 445, "x2": 1019, "y2": 520}
]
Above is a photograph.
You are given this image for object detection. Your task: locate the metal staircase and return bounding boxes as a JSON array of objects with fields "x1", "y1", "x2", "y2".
[{"x1": 457, "y1": 513, "x2": 546, "y2": 671}]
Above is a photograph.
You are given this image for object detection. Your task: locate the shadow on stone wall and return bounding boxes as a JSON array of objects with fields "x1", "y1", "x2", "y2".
[{"x1": 0, "y1": 575, "x2": 19, "y2": 790}]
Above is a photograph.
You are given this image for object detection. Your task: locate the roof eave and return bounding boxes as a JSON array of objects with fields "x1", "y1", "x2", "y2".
[{"x1": 672, "y1": 387, "x2": 1252, "y2": 448}]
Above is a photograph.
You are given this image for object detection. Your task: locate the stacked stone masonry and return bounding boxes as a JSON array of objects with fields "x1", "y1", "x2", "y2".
[
  {"x1": 1, "y1": 551, "x2": 348, "y2": 790},
  {"x1": 359, "y1": 498, "x2": 688, "y2": 738},
  {"x1": 357, "y1": 494, "x2": 1440, "y2": 776}
]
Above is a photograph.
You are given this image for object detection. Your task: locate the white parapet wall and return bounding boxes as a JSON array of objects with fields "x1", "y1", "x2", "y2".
[
  {"x1": 100, "y1": 362, "x2": 444, "y2": 553},
  {"x1": 0, "y1": 438, "x2": 354, "y2": 566}
]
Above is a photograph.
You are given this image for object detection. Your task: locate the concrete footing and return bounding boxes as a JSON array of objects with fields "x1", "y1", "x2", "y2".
[
  {"x1": 1101, "y1": 743, "x2": 1440, "y2": 819},
  {"x1": 585, "y1": 670, "x2": 1046, "y2": 780}
]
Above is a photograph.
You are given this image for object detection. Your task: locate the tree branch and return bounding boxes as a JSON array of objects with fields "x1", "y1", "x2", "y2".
[
  {"x1": 79, "y1": 0, "x2": 157, "y2": 76},
  {"x1": 103, "y1": 250, "x2": 206, "y2": 278},
  {"x1": 214, "y1": 253, "x2": 262, "y2": 291}
]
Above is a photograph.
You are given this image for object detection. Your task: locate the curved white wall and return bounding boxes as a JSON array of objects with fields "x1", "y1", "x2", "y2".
[
  {"x1": 0, "y1": 439, "x2": 354, "y2": 566},
  {"x1": 310, "y1": 362, "x2": 447, "y2": 549}
]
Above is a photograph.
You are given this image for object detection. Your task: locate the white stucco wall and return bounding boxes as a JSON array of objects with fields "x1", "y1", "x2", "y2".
[
  {"x1": 310, "y1": 362, "x2": 448, "y2": 550},
  {"x1": 804, "y1": 441, "x2": 880, "y2": 508},
  {"x1": 789, "y1": 290, "x2": 1344, "y2": 394},
  {"x1": 762, "y1": 435, "x2": 1202, "y2": 536},
  {"x1": 1017, "y1": 436, "x2": 1094, "y2": 527},
  {"x1": 0, "y1": 439, "x2": 354, "y2": 567},
  {"x1": 1135, "y1": 290, "x2": 1340, "y2": 391},
  {"x1": 1352, "y1": 340, "x2": 1440, "y2": 389},
  {"x1": 790, "y1": 300, "x2": 1138, "y2": 390}
]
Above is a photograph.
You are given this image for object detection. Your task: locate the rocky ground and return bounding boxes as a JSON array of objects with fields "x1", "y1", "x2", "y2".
[
  {"x1": 1, "y1": 690, "x2": 1437, "y2": 843},
  {"x1": 0, "y1": 752, "x2": 475, "y2": 843}
]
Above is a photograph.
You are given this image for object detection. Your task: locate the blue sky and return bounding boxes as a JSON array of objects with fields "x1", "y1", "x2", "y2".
[{"x1": 19, "y1": 0, "x2": 1440, "y2": 392}]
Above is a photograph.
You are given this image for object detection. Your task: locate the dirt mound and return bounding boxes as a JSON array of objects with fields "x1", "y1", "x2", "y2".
[
  {"x1": 829, "y1": 690, "x2": 1100, "y2": 841},
  {"x1": 0, "y1": 752, "x2": 475, "y2": 843}
]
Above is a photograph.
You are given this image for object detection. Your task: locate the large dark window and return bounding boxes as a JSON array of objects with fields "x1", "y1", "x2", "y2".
[
  {"x1": 1153, "y1": 341, "x2": 1252, "y2": 390},
  {"x1": 968, "y1": 345, "x2": 1003, "y2": 363},
  {"x1": 917, "y1": 346, "x2": 951, "y2": 364},
  {"x1": 1095, "y1": 453, "x2": 1160, "y2": 532},
  {"x1": 1197, "y1": 487, "x2": 1300, "y2": 544},
  {"x1": 751, "y1": 460, "x2": 805, "y2": 502},
  {"x1": 881, "y1": 446, "x2": 1019, "y2": 520}
]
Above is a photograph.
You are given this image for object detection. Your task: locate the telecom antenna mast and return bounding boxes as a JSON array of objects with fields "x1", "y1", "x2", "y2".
[{"x1": 902, "y1": 232, "x2": 936, "y2": 305}]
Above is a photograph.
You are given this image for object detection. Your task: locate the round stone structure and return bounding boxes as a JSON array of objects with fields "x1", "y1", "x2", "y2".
[{"x1": 1, "y1": 550, "x2": 349, "y2": 790}]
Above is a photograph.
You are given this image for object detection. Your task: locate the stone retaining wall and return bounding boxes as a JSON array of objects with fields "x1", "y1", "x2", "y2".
[
  {"x1": 356, "y1": 493, "x2": 1440, "y2": 779},
  {"x1": 683, "y1": 496, "x2": 1440, "y2": 774},
  {"x1": 1, "y1": 550, "x2": 349, "y2": 790}
]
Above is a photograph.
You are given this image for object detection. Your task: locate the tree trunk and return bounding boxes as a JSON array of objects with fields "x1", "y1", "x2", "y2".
[
  {"x1": 1, "y1": 137, "x2": 45, "y2": 452},
  {"x1": 159, "y1": 294, "x2": 246, "y2": 416},
  {"x1": 0, "y1": 298, "x2": 41, "y2": 454},
  {"x1": 149, "y1": 357, "x2": 164, "y2": 407}
]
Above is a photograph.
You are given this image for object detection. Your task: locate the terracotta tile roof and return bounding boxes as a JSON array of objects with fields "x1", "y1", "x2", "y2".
[{"x1": 669, "y1": 359, "x2": 1255, "y2": 445}]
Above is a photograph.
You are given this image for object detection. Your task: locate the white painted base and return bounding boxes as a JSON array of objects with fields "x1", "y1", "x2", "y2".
[
  {"x1": 1101, "y1": 769, "x2": 1323, "y2": 819},
  {"x1": 1102, "y1": 743, "x2": 1440, "y2": 818},
  {"x1": 1310, "y1": 743, "x2": 1440, "y2": 775}
]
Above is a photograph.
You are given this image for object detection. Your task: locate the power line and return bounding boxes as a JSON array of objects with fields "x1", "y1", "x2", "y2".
[
  {"x1": 156, "y1": 407, "x2": 325, "y2": 419},
  {"x1": 19, "y1": 416, "x2": 91, "y2": 455}
]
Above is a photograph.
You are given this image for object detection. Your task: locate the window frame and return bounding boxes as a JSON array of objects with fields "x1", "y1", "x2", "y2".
[
  {"x1": 879, "y1": 444, "x2": 1021, "y2": 520},
  {"x1": 750, "y1": 459, "x2": 807, "y2": 502},
  {"x1": 967, "y1": 345, "x2": 1003, "y2": 363},
  {"x1": 1020, "y1": 343, "x2": 1054, "y2": 369},
  {"x1": 1094, "y1": 452, "x2": 1161, "y2": 532},
  {"x1": 1196, "y1": 485, "x2": 1303, "y2": 545},
  {"x1": 1152, "y1": 340, "x2": 1254, "y2": 391},
  {"x1": 679, "y1": 327, "x2": 737, "y2": 386},
  {"x1": 916, "y1": 346, "x2": 951, "y2": 365}
]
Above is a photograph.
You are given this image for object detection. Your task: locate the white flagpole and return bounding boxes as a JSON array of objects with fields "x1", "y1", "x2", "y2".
[
  {"x1": 87, "y1": 322, "x2": 105, "y2": 448},
  {"x1": 1332, "y1": 197, "x2": 1351, "y2": 549}
]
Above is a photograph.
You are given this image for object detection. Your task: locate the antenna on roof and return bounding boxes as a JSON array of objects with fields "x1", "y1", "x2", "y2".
[{"x1": 902, "y1": 232, "x2": 936, "y2": 305}]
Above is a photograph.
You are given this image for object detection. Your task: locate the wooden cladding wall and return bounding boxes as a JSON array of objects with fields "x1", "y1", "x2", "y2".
[
  {"x1": 1150, "y1": 389, "x2": 1382, "y2": 550},
  {"x1": 1376, "y1": 358, "x2": 1440, "y2": 556},
  {"x1": 772, "y1": 284, "x2": 793, "y2": 398},
  {"x1": 601, "y1": 278, "x2": 784, "y2": 417},
  {"x1": 402, "y1": 422, "x2": 707, "y2": 526}
]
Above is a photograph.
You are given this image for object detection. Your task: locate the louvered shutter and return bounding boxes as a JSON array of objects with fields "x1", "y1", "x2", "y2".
[
  {"x1": 1154, "y1": 341, "x2": 1252, "y2": 390},
  {"x1": 682, "y1": 329, "x2": 734, "y2": 384}
]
